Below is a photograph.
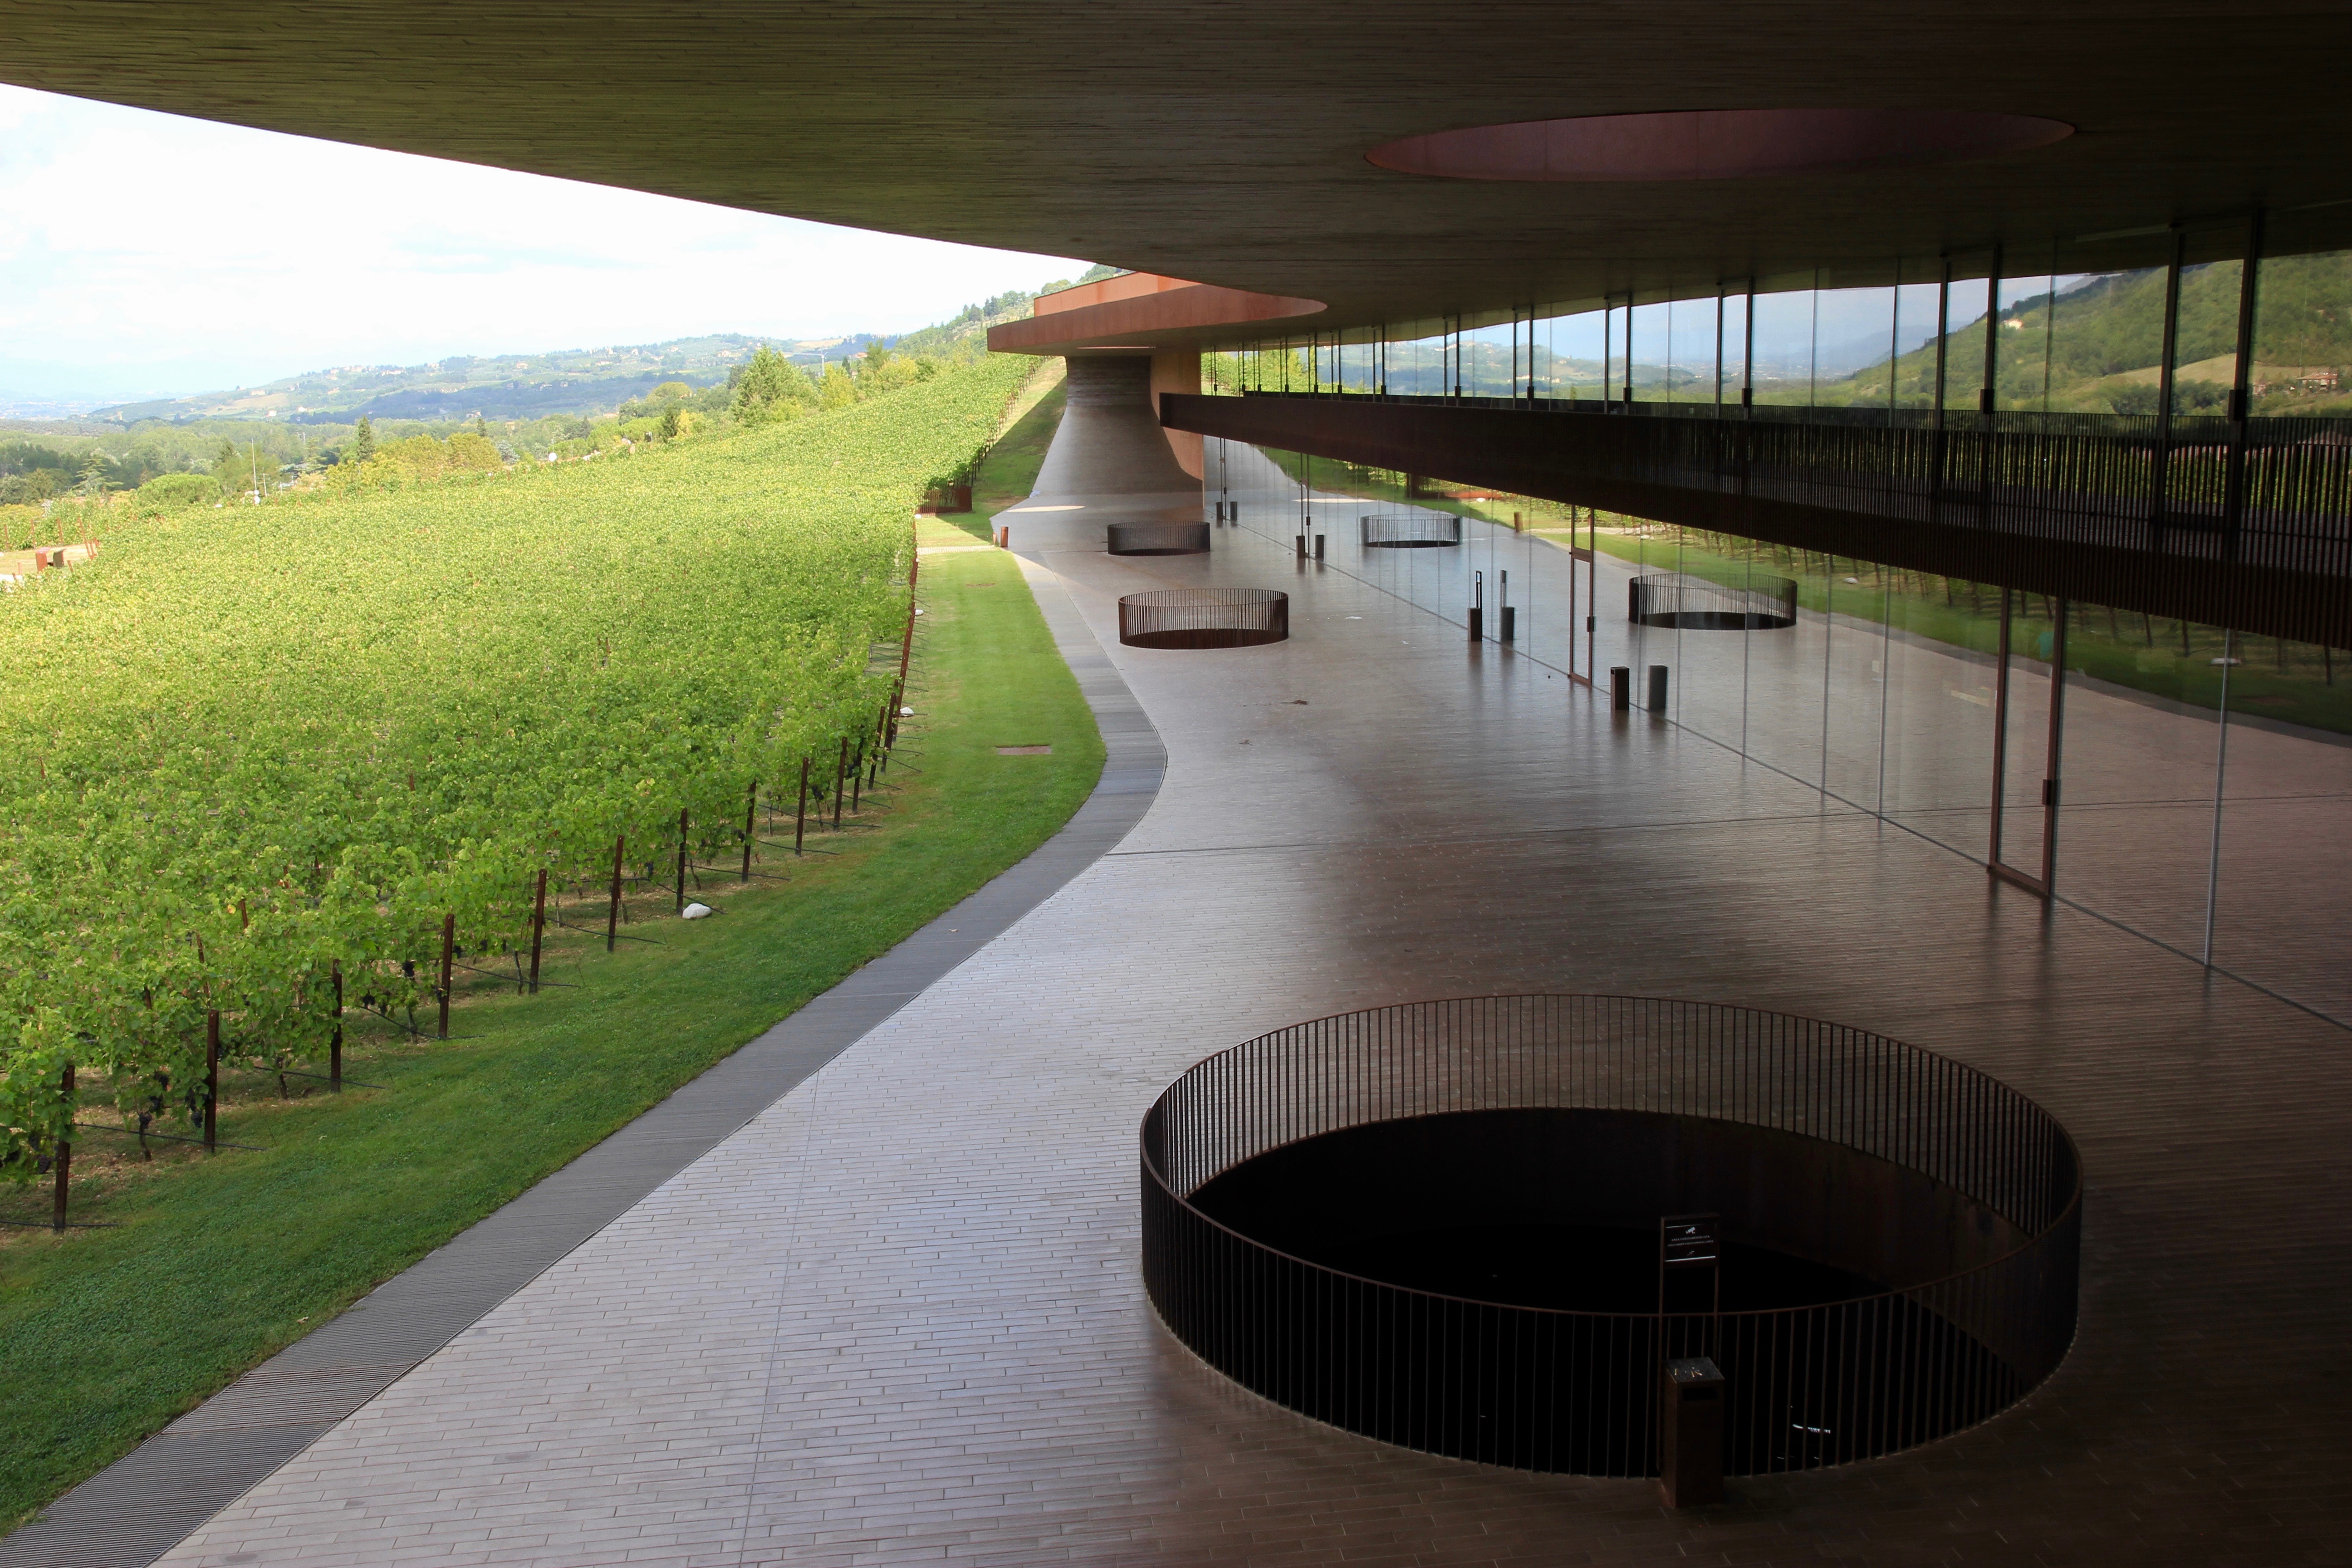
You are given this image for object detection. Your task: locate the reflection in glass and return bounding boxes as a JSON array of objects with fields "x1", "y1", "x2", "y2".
[
  {"x1": 2055, "y1": 601, "x2": 2223, "y2": 957},
  {"x1": 1629, "y1": 299, "x2": 1670, "y2": 402},
  {"x1": 1892, "y1": 276, "x2": 1942, "y2": 415},
  {"x1": 2250, "y1": 247, "x2": 2352, "y2": 418},
  {"x1": 1822, "y1": 559, "x2": 1890, "y2": 813},
  {"x1": 1994, "y1": 267, "x2": 2058, "y2": 412},
  {"x1": 2043, "y1": 265, "x2": 2169, "y2": 414},
  {"x1": 1810, "y1": 285, "x2": 1895, "y2": 416},
  {"x1": 1881, "y1": 570, "x2": 2000, "y2": 859},
  {"x1": 1993, "y1": 590, "x2": 2059, "y2": 879},
  {"x1": 1667, "y1": 294, "x2": 1719, "y2": 409},
  {"x1": 1940, "y1": 275, "x2": 1993, "y2": 415},
  {"x1": 1720, "y1": 290, "x2": 1750, "y2": 404}
]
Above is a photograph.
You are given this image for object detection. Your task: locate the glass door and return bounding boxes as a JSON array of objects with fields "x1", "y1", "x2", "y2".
[
  {"x1": 1989, "y1": 589, "x2": 2068, "y2": 892},
  {"x1": 1564, "y1": 506, "x2": 1598, "y2": 685}
]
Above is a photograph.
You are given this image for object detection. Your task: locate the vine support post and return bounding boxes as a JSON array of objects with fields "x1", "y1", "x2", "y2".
[
  {"x1": 851, "y1": 740, "x2": 864, "y2": 814},
  {"x1": 52, "y1": 1061, "x2": 73, "y2": 1232},
  {"x1": 675, "y1": 807, "x2": 690, "y2": 914},
  {"x1": 795, "y1": 759, "x2": 809, "y2": 853},
  {"x1": 741, "y1": 781, "x2": 757, "y2": 882},
  {"x1": 204, "y1": 1010, "x2": 220, "y2": 1152},
  {"x1": 330, "y1": 960, "x2": 344, "y2": 1092},
  {"x1": 437, "y1": 912, "x2": 455, "y2": 1040},
  {"x1": 833, "y1": 737, "x2": 848, "y2": 830},
  {"x1": 606, "y1": 834, "x2": 626, "y2": 951},
  {"x1": 529, "y1": 870, "x2": 547, "y2": 994}
]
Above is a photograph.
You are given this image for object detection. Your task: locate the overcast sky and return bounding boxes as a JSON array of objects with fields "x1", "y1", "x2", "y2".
[{"x1": 0, "y1": 85, "x2": 1088, "y2": 408}]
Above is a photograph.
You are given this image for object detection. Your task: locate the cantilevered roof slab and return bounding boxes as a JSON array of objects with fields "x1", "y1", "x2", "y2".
[{"x1": 4, "y1": 2, "x2": 2347, "y2": 338}]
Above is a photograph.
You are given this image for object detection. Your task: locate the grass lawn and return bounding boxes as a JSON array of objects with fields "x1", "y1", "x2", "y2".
[{"x1": 0, "y1": 436, "x2": 1098, "y2": 1534}]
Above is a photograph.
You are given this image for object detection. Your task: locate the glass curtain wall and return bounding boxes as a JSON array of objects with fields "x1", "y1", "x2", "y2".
[{"x1": 1207, "y1": 418, "x2": 2348, "y2": 1022}]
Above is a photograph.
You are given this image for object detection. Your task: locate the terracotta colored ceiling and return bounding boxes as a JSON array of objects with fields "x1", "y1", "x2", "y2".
[{"x1": 3, "y1": 1, "x2": 2343, "y2": 343}]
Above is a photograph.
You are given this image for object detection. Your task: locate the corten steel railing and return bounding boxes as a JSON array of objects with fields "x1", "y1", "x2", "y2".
[
  {"x1": 1107, "y1": 521, "x2": 1212, "y2": 556},
  {"x1": 1117, "y1": 588, "x2": 1289, "y2": 649},
  {"x1": 1174, "y1": 392, "x2": 2352, "y2": 642},
  {"x1": 1360, "y1": 512, "x2": 1464, "y2": 548},
  {"x1": 1139, "y1": 995, "x2": 2082, "y2": 1478},
  {"x1": 1629, "y1": 571, "x2": 1799, "y2": 629}
]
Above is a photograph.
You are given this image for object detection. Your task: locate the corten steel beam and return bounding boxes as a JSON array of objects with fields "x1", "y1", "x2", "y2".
[{"x1": 1163, "y1": 392, "x2": 2352, "y2": 648}]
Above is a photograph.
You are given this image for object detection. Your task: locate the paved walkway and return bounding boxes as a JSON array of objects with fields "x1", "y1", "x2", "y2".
[{"x1": 117, "y1": 423, "x2": 2352, "y2": 1566}]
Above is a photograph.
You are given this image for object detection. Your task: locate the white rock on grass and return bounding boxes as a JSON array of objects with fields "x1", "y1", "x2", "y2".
[{"x1": 681, "y1": 902, "x2": 714, "y2": 920}]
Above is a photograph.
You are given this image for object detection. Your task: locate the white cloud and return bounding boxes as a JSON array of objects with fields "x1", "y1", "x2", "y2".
[{"x1": 0, "y1": 85, "x2": 1086, "y2": 402}]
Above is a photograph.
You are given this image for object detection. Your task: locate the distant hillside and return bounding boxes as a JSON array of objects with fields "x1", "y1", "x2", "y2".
[
  {"x1": 84, "y1": 266, "x2": 1121, "y2": 429},
  {"x1": 92, "y1": 334, "x2": 860, "y2": 426}
]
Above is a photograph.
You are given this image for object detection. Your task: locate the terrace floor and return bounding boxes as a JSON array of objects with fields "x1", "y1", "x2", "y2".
[{"x1": 58, "y1": 416, "x2": 2352, "y2": 1566}]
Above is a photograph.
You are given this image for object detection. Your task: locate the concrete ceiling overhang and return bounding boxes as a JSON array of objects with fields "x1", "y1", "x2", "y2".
[{"x1": 3, "y1": 1, "x2": 2345, "y2": 338}]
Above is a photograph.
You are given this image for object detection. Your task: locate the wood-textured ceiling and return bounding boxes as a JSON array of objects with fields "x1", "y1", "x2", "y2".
[{"x1": 2, "y1": 1, "x2": 2343, "y2": 334}]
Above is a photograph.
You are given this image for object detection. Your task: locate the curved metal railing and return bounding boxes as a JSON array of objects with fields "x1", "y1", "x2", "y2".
[
  {"x1": 1117, "y1": 588, "x2": 1289, "y2": 648},
  {"x1": 1139, "y1": 995, "x2": 2081, "y2": 1477},
  {"x1": 1629, "y1": 571, "x2": 1799, "y2": 629},
  {"x1": 1107, "y1": 521, "x2": 1212, "y2": 556},
  {"x1": 1360, "y1": 512, "x2": 1463, "y2": 547}
]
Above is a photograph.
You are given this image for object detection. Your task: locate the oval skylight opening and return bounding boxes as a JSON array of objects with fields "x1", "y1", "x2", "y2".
[{"x1": 1365, "y1": 108, "x2": 2073, "y2": 182}]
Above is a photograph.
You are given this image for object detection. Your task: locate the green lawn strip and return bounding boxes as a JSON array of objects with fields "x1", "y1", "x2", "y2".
[{"x1": 0, "y1": 539, "x2": 1102, "y2": 1535}]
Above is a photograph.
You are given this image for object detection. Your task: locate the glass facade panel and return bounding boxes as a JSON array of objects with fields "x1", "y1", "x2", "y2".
[
  {"x1": 1940, "y1": 273, "x2": 1993, "y2": 414},
  {"x1": 1880, "y1": 570, "x2": 2000, "y2": 859},
  {"x1": 2210, "y1": 630, "x2": 2352, "y2": 1016},
  {"x1": 1536, "y1": 308, "x2": 1606, "y2": 402},
  {"x1": 1810, "y1": 284, "x2": 1896, "y2": 415},
  {"x1": 2051, "y1": 600, "x2": 2223, "y2": 956},
  {"x1": 2250, "y1": 245, "x2": 2352, "y2": 418},
  {"x1": 1666, "y1": 294, "x2": 1719, "y2": 408},
  {"x1": 2042, "y1": 253, "x2": 2171, "y2": 415},
  {"x1": 1993, "y1": 591, "x2": 2060, "y2": 876},
  {"x1": 1719, "y1": 290, "x2": 1749, "y2": 403},
  {"x1": 1892, "y1": 274, "x2": 1942, "y2": 414},
  {"x1": 1740, "y1": 543, "x2": 1831, "y2": 789},
  {"x1": 1751, "y1": 276, "x2": 1816, "y2": 406},
  {"x1": 1628, "y1": 299, "x2": 1670, "y2": 402},
  {"x1": 1994, "y1": 264, "x2": 2058, "y2": 412},
  {"x1": 2171, "y1": 258, "x2": 2243, "y2": 415},
  {"x1": 1821, "y1": 559, "x2": 1891, "y2": 812}
]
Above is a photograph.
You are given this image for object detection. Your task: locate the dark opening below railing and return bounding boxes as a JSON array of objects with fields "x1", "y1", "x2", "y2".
[{"x1": 1140, "y1": 995, "x2": 2082, "y2": 1478}]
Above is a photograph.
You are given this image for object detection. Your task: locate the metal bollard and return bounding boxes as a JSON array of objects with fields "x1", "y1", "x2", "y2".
[
  {"x1": 1469, "y1": 570, "x2": 1484, "y2": 642},
  {"x1": 1658, "y1": 1357, "x2": 1725, "y2": 1507},
  {"x1": 1610, "y1": 665, "x2": 1631, "y2": 709},
  {"x1": 1313, "y1": 533, "x2": 1325, "y2": 561},
  {"x1": 1648, "y1": 664, "x2": 1669, "y2": 712},
  {"x1": 1295, "y1": 533, "x2": 1307, "y2": 559},
  {"x1": 1500, "y1": 606, "x2": 1516, "y2": 642}
]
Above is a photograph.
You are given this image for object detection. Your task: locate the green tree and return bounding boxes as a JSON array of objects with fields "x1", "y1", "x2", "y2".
[
  {"x1": 350, "y1": 416, "x2": 377, "y2": 465},
  {"x1": 77, "y1": 450, "x2": 110, "y2": 496},
  {"x1": 731, "y1": 344, "x2": 812, "y2": 425},
  {"x1": 817, "y1": 362, "x2": 860, "y2": 411}
]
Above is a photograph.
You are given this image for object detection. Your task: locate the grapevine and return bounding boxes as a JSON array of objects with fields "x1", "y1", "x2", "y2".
[{"x1": 0, "y1": 353, "x2": 1034, "y2": 1201}]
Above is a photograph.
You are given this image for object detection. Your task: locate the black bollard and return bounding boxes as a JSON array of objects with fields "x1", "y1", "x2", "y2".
[
  {"x1": 1610, "y1": 665, "x2": 1632, "y2": 710},
  {"x1": 1648, "y1": 663, "x2": 1670, "y2": 713}
]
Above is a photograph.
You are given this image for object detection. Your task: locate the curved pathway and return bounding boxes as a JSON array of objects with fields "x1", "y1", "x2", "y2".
[{"x1": 29, "y1": 396, "x2": 2351, "y2": 1568}]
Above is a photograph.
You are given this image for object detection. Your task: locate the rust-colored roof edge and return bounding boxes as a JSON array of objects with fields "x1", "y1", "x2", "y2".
[{"x1": 989, "y1": 281, "x2": 1325, "y2": 356}]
